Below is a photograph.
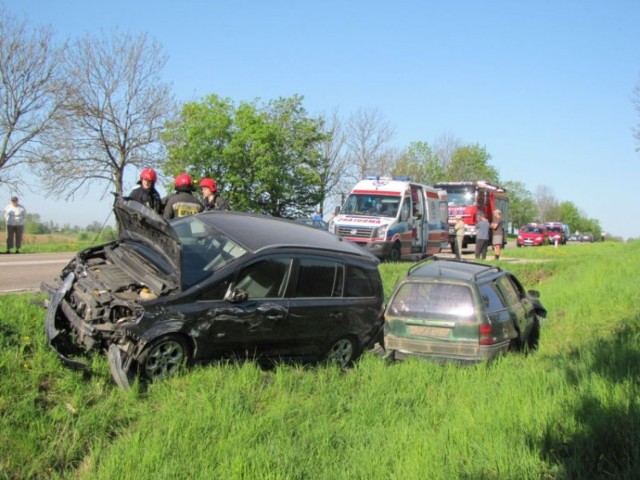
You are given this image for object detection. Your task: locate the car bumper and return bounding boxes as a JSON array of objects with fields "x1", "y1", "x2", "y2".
[{"x1": 384, "y1": 334, "x2": 509, "y2": 362}]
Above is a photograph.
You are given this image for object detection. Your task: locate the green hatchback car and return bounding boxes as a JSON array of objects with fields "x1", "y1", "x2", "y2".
[{"x1": 384, "y1": 259, "x2": 546, "y2": 362}]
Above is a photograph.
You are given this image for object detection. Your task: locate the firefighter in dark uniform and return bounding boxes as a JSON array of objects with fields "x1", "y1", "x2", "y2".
[
  {"x1": 163, "y1": 173, "x2": 204, "y2": 220},
  {"x1": 128, "y1": 168, "x2": 163, "y2": 214},
  {"x1": 199, "y1": 178, "x2": 230, "y2": 211}
]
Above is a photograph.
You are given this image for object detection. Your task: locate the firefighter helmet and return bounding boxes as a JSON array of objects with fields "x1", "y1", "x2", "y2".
[
  {"x1": 140, "y1": 168, "x2": 157, "y2": 182},
  {"x1": 198, "y1": 178, "x2": 217, "y2": 192},
  {"x1": 174, "y1": 173, "x2": 193, "y2": 188}
]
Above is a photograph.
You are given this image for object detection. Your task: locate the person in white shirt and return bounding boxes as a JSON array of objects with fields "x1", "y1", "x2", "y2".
[{"x1": 3, "y1": 196, "x2": 27, "y2": 253}]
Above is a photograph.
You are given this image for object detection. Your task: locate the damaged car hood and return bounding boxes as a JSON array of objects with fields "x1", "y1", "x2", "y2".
[{"x1": 114, "y1": 194, "x2": 181, "y2": 276}]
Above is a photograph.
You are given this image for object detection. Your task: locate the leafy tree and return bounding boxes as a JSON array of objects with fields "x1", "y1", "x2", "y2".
[
  {"x1": 0, "y1": 7, "x2": 66, "y2": 191},
  {"x1": 503, "y1": 181, "x2": 537, "y2": 230},
  {"x1": 558, "y1": 201, "x2": 582, "y2": 233},
  {"x1": 392, "y1": 141, "x2": 444, "y2": 184},
  {"x1": 33, "y1": 30, "x2": 175, "y2": 199},
  {"x1": 445, "y1": 144, "x2": 499, "y2": 183},
  {"x1": 163, "y1": 94, "x2": 325, "y2": 218}
]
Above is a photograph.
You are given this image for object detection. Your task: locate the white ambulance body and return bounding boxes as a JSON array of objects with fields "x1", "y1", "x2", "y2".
[{"x1": 329, "y1": 177, "x2": 445, "y2": 261}]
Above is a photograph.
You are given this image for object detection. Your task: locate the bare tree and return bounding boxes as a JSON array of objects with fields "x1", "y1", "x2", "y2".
[
  {"x1": 535, "y1": 185, "x2": 559, "y2": 222},
  {"x1": 318, "y1": 108, "x2": 351, "y2": 215},
  {"x1": 433, "y1": 131, "x2": 461, "y2": 172},
  {"x1": 0, "y1": 7, "x2": 66, "y2": 190},
  {"x1": 34, "y1": 30, "x2": 175, "y2": 199},
  {"x1": 344, "y1": 107, "x2": 395, "y2": 182}
]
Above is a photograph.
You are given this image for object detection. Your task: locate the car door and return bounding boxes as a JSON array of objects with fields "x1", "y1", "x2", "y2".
[
  {"x1": 285, "y1": 256, "x2": 348, "y2": 360},
  {"x1": 495, "y1": 274, "x2": 536, "y2": 341},
  {"x1": 180, "y1": 256, "x2": 294, "y2": 361}
]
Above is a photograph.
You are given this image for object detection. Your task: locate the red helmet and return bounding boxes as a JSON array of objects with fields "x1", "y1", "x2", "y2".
[
  {"x1": 174, "y1": 173, "x2": 193, "y2": 188},
  {"x1": 198, "y1": 178, "x2": 217, "y2": 192},
  {"x1": 140, "y1": 168, "x2": 157, "y2": 182}
]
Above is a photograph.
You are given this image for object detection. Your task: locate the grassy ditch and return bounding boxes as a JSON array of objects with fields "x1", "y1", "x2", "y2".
[{"x1": 1, "y1": 241, "x2": 639, "y2": 478}]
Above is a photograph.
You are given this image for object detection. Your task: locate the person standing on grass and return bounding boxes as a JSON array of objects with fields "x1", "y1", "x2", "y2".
[
  {"x1": 491, "y1": 209, "x2": 504, "y2": 260},
  {"x1": 4, "y1": 196, "x2": 26, "y2": 254},
  {"x1": 454, "y1": 214, "x2": 465, "y2": 261},
  {"x1": 475, "y1": 213, "x2": 490, "y2": 259}
]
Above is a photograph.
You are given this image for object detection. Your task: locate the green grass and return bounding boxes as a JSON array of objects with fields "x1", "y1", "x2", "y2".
[{"x1": 1, "y1": 241, "x2": 640, "y2": 478}]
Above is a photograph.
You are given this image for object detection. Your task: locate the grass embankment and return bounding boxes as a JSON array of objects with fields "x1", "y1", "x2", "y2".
[
  {"x1": 0, "y1": 232, "x2": 96, "y2": 253},
  {"x1": 1, "y1": 241, "x2": 639, "y2": 478}
]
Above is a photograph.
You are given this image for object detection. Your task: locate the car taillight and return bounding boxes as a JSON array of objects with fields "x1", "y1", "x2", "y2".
[{"x1": 479, "y1": 323, "x2": 493, "y2": 345}]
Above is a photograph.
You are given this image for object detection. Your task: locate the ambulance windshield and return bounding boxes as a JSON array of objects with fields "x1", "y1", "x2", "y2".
[{"x1": 341, "y1": 194, "x2": 400, "y2": 218}]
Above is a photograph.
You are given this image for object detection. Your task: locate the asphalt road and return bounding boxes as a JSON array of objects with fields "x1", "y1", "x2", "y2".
[{"x1": 0, "y1": 252, "x2": 74, "y2": 295}]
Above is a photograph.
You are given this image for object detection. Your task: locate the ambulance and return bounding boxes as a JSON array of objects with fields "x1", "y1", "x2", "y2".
[{"x1": 328, "y1": 176, "x2": 446, "y2": 261}]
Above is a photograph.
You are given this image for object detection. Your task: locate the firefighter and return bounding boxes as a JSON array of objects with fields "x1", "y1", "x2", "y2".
[
  {"x1": 198, "y1": 178, "x2": 230, "y2": 211},
  {"x1": 163, "y1": 173, "x2": 204, "y2": 220},
  {"x1": 128, "y1": 168, "x2": 163, "y2": 214}
]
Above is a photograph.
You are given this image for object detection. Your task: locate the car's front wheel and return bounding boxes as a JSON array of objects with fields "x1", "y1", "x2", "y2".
[
  {"x1": 138, "y1": 334, "x2": 190, "y2": 381},
  {"x1": 325, "y1": 337, "x2": 358, "y2": 367}
]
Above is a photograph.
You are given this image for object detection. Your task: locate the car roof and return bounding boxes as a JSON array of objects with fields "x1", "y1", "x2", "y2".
[
  {"x1": 196, "y1": 211, "x2": 377, "y2": 261},
  {"x1": 406, "y1": 258, "x2": 503, "y2": 283}
]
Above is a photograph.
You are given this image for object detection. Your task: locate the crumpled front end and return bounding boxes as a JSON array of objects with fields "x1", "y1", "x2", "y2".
[{"x1": 41, "y1": 246, "x2": 159, "y2": 378}]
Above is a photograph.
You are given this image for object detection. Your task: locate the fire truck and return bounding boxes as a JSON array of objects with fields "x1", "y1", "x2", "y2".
[
  {"x1": 433, "y1": 180, "x2": 509, "y2": 250},
  {"x1": 329, "y1": 177, "x2": 446, "y2": 261}
]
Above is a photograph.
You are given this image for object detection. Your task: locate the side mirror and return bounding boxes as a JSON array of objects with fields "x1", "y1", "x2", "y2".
[
  {"x1": 224, "y1": 284, "x2": 248, "y2": 303},
  {"x1": 334, "y1": 205, "x2": 340, "y2": 215},
  {"x1": 527, "y1": 289, "x2": 540, "y2": 299}
]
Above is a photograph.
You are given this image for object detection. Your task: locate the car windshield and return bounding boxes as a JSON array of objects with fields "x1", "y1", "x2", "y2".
[
  {"x1": 341, "y1": 194, "x2": 400, "y2": 217},
  {"x1": 444, "y1": 188, "x2": 475, "y2": 207},
  {"x1": 171, "y1": 216, "x2": 249, "y2": 289},
  {"x1": 388, "y1": 282, "x2": 475, "y2": 319}
]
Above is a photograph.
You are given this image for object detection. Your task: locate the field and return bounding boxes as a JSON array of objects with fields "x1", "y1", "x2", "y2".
[{"x1": 1, "y1": 241, "x2": 639, "y2": 479}]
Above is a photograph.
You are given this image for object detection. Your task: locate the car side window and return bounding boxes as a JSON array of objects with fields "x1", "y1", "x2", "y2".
[
  {"x1": 196, "y1": 276, "x2": 232, "y2": 301},
  {"x1": 294, "y1": 258, "x2": 342, "y2": 298},
  {"x1": 345, "y1": 265, "x2": 374, "y2": 297},
  {"x1": 496, "y1": 275, "x2": 522, "y2": 306},
  {"x1": 236, "y1": 258, "x2": 291, "y2": 299},
  {"x1": 478, "y1": 282, "x2": 507, "y2": 314}
]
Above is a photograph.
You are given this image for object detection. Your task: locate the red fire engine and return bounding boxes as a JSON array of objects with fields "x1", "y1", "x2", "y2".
[{"x1": 433, "y1": 180, "x2": 509, "y2": 250}]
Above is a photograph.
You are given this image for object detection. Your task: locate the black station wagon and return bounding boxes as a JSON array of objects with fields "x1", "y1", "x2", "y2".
[
  {"x1": 42, "y1": 195, "x2": 384, "y2": 388},
  {"x1": 384, "y1": 258, "x2": 546, "y2": 363}
]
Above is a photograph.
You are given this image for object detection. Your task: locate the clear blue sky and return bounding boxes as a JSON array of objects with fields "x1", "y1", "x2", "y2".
[{"x1": 4, "y1": 0, "x2": 640, "y2": 238}]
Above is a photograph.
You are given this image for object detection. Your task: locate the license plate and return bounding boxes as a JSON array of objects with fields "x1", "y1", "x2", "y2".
[{"x1": 408, "y1": 325, "x2": 450, "y2": 338}]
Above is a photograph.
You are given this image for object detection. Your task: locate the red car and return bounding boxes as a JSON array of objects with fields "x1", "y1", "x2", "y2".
[{"x1": 517, "y1": 224, "x2": 551, "y2": 247}]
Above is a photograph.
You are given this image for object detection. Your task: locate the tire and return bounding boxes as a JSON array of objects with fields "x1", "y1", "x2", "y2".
[
  {"x1": 325, "y1": 337, "x2": 358, "y2": 367},
  {"x1": 137, "y1": 334, "x2": 190, "y2": 381},
  {"x1": 389, "y1": 242, "x2": 401, "y2": 262}
]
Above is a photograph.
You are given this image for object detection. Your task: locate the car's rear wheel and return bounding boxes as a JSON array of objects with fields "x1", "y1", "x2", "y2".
[
  {"x1": 138, "y1": 334, "x2": 190, "y2": 381},
  {"x1": 325, "y1": 337, "x2": 358, "y2": 367}
]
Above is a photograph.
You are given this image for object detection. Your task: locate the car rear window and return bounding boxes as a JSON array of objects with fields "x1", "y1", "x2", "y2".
[{"x1": 388, "y1": 282, "x2": 475, "y2": 319}]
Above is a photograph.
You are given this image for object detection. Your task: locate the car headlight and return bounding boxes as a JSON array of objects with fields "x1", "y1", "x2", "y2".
[{"x1": 375, "y1": 224, "x2": 389, "y2": 239}]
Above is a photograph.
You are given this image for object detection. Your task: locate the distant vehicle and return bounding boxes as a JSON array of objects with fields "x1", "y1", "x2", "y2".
[
  {"x1": 384, "y1": 258, "x2": 546, "y2": 363},
  {"x1": 517, "y1": 223, "x2": 551, "y2": 247},
  {"x1": 580, "y1": 233, "x2": 595, "y2": 242},
  {"x1": 329, "y1": 176, "x2": 446, "y2": 261},
  {"x1": 568, "y1": 234, "x2": 580, "y2": 242},
  {"x1": 543, "y1": 222, "x2": 567, "y2": 245},
  {"x1": 433, "y1": 180, "x2": 509, "y2": 250},
  {"x1": 42, "y1": 195, "x2": 385, "y2": 388},
  {"x1": 296, "y1": 218, "x2": 329, "y2": 230}
]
